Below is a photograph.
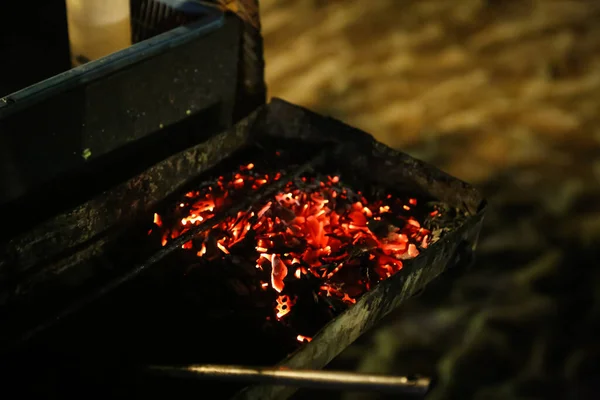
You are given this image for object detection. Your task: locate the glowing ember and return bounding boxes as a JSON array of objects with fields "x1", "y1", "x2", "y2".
[
  {"x1": 152, "y1": 158, "x2": 434, "y2": 342},
  {"x1": 270, "y1": 254, "x2": 288, "y2": 293},
  {"x1": 153, "y1": 213, "x2": 162, "y2": 227},
  {"x1": 276, "y1": 295, "x2": 294, "y2": 319},
  {"x1": 296, "y1": 335, "x2": 312, "y2": 343}
]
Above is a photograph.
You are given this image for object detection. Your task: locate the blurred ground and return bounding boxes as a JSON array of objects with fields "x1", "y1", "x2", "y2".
[{"x1": 260, "y1": 1, "x2": 600, "y2": 399}]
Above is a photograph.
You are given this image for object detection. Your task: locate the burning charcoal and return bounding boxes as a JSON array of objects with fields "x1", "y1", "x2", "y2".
[
  {"x1": 152, "y1": 157, "x2": 441, "y2": 345},
  {"x1": 270, "y1": 254, "x2": 288, "y2": 293}
]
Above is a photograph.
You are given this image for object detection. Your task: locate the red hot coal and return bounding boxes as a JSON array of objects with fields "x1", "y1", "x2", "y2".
[{"x1": 150, "y1": 157, "x2": 437, "y2": 344}]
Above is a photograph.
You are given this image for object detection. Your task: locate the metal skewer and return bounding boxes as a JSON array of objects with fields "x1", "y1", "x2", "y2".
[{"x1": 146, "y1": 364, "x2": 431, "y2": 396}]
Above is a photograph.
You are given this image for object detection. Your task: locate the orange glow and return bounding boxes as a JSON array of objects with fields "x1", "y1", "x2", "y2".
[
  {"x1": 270, "y1": 254, "x2": 288, "y2": 292},
  {"x1": 153, "y1": 158, "x2": 431, "y2": 332},
  {"x1": 276, "y1": 295, "x2": 294, "y2": 319},
  {"x1": 197, "y1": 243, "x2": 207, "y2": 257},
  {"x1": 153, "y1": 213, "x2": 162, "y2": 227},
  {"x1": 296, "y1": 335, "x2": 312, "y2": 343},
  {"x1": 342, "y1": 293, "x2": 356, "y2": 304},
  {"x1": 217, "y1": 240, "x2": 230, "y2": 254},
  {"x1": 408, "y1": 243, "x2": 419, "y2": 258}
]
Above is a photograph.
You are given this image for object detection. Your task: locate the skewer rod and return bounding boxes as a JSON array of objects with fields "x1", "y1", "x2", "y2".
[{"x1": 146, "y1": 364, "x2": 431, "y2": 395}]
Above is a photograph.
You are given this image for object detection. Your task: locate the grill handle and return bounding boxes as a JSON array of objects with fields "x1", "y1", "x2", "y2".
[{"x1": 145, "y1": 364, "x2": 431, "y2": 396}]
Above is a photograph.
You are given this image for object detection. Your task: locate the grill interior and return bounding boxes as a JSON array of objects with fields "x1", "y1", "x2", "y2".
[{"x1": 0, "y1": 100, "x2": 485, "y2": 399}]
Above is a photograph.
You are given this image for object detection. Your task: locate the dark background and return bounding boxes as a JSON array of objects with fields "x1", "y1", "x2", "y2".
[{"x1": 0, "y1": 0, "x2": 70, "y2": 97}]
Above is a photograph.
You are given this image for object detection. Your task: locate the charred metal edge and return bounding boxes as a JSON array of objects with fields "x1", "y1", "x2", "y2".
[
  {"x1": 234, "y1": 209, "x2": 485, "y2": 400},
  {"x1": 258, "y1": 98, "x2": 485, "y2": 216}
]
